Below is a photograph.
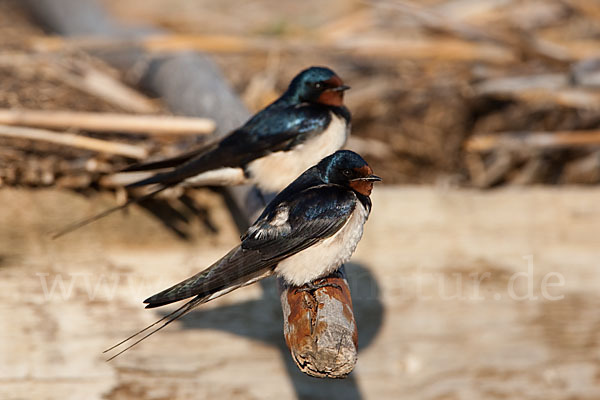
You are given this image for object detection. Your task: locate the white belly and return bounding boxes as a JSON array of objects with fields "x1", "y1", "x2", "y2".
[
  {"x1": 275, "y1": 199, "x2": 368, "y2": 286},
  {"x1": 247, "y1": 112, "x2": 349, "y2": 193}
]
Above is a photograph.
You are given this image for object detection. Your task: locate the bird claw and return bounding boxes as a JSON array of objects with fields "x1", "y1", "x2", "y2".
[{"x1": 294, "y1": 279, "x2": 341, "y2": 294}]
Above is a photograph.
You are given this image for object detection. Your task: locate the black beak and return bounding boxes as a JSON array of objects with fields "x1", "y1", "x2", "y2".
[
  {"x1": 353, "y1": 174, "x2": 382, "y2": 182},
  {"x1": 331, "y1": 85, "x2": 351, "y2": 92}
]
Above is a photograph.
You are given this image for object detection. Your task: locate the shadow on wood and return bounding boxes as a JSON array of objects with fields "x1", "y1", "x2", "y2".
[{"x1": 166, "y1": 262, "x2": 383, "y2": 399}]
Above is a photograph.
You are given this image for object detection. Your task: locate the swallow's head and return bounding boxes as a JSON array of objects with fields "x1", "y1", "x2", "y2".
[
  {"x1": 318, "y1": 150, "x2": 382, "y2": 196},
  {"x1": 287, "y1": 66, "x2": 350, "y2": 106}
]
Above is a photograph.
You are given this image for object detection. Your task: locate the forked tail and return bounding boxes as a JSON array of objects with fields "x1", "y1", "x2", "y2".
[{"x1": 103, "y1": 295, "x2": 206, "y2": 361}]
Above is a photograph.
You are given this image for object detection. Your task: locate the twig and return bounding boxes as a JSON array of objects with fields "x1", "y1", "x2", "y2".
[
  {"x1": 0, "y1": 51, "x2": 164, "y2": 108},
  {"x1": 0, "y1": 109, "x2": 215, "y2": 135},
  {"x1": 31, "y1": 34, "x2": 275, "y2": 54},
  {"x1": 43, "y1": 58, "x2": 160, "y2": 113},
  {"x1": 510, "y1": 156, "x2": 548, "y2": 185},
  {"x1": 372, "y1": 0, "x2": 501, "y2": 43},
  {"x1": 473, "y1": 74, "x2": 600, "y2": 110},
  {"x1": 31, "y1": 34, "x2": 515, "y2": 64},
  {"x1": 315, "y1": 9, "x2": 374, "y2": 42},
  {"x1": 561, "y1": 150, "x2": 600, "y2": 184},
  {"x1": 563, "y1": 0, "x2": 600, "y2": 22},
  {"x1": 468, "y1": 150, "x2": 515, "y2": 188},
  {"x1": 0, "y1": 125, "x2": 148, "y2": 159},
  {"x1": 466, "y1": 130, "x2": 600, "y2": 152},
  {"x1": 341, "y1": 37, "x2": 514, "y2": 63},
  {"x1": 34, "y1": 32, "x2": 600, "y2": 63},
  {"x1": 371, "y1": 0, "x2": 572, "y2": 63}
]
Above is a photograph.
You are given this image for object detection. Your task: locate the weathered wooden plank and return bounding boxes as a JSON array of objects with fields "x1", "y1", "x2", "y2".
[{"x1": 2, "y1": 186, "x2": 600, "y2": 399}]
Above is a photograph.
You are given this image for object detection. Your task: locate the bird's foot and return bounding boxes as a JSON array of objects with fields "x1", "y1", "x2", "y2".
[{"x1": 294, "y1": 279, "x2": 341, "y2": 294}]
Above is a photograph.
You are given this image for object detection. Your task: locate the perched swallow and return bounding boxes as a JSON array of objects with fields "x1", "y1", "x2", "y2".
[
  {"x1": 104, "y1": 150, "x2": 381, "y2": 360},
  {"x1": 53, "y1": 66, "x2": 351, "y2": 238}
]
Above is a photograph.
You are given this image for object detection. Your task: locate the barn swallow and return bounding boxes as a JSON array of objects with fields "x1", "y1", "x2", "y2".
[
  {"x1": 52, "y1": 66, "x2": 351, "y2": 238},
  {"x1": 104, "y1": 150, "x2": 380, "y2": 360}
]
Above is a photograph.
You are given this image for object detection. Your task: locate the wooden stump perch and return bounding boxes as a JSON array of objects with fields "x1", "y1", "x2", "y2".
[
  {"x1": 279, "y1": 269, "x2": 358, "y2": 378},
  {"x1": 25, "y1": 0, "x2": 358, "y2": 378}
]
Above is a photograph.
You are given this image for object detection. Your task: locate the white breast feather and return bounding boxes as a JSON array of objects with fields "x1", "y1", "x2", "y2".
[
  {"x1": 246, "y1": 112, "x2": 349, "y2": 193},
  {"x1": 275, "y1": 199, "x2": 369, "y2": 286}
]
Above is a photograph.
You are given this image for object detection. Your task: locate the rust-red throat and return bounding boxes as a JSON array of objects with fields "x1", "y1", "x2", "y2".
[
  {"x1": 349, "y1": 165, "x2": 375, "y2": 196},
  {"x1": 316, "y1": 75, "x2": 345, "y2": 107}
]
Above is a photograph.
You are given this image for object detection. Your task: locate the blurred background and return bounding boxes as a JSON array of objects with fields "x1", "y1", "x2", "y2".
[{"x1": 1, "y1": 0, "x2": 599, "y2": 399}]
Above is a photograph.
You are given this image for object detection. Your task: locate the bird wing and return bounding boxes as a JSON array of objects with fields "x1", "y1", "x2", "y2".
[
  {"x1": 126, "y1": 104, "x2": 332, "y2": 188},
  {"x1": 143, "y1": 185, "x2": 356, "y2": 308},
  {"x1": 241, "y1": 185, "x2": 356, "y2": 255}
]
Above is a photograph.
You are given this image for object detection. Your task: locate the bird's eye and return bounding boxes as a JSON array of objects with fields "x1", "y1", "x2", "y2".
[
  {"x1": 315, "y1": 82, "x2": 323, "y2": 89},
  {"x1": 342, "y1": 169, "x2": 352, "y2": 177}
]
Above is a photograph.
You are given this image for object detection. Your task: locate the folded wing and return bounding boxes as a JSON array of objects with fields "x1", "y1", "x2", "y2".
[{"x1": 143, "y1": 185, "x2": 355, "y2": 308}]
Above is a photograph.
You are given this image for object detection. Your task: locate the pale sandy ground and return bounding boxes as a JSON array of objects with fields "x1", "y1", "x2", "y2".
[{"x1": 1, "y1": 186, "x2": 599, "y2": 400}]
